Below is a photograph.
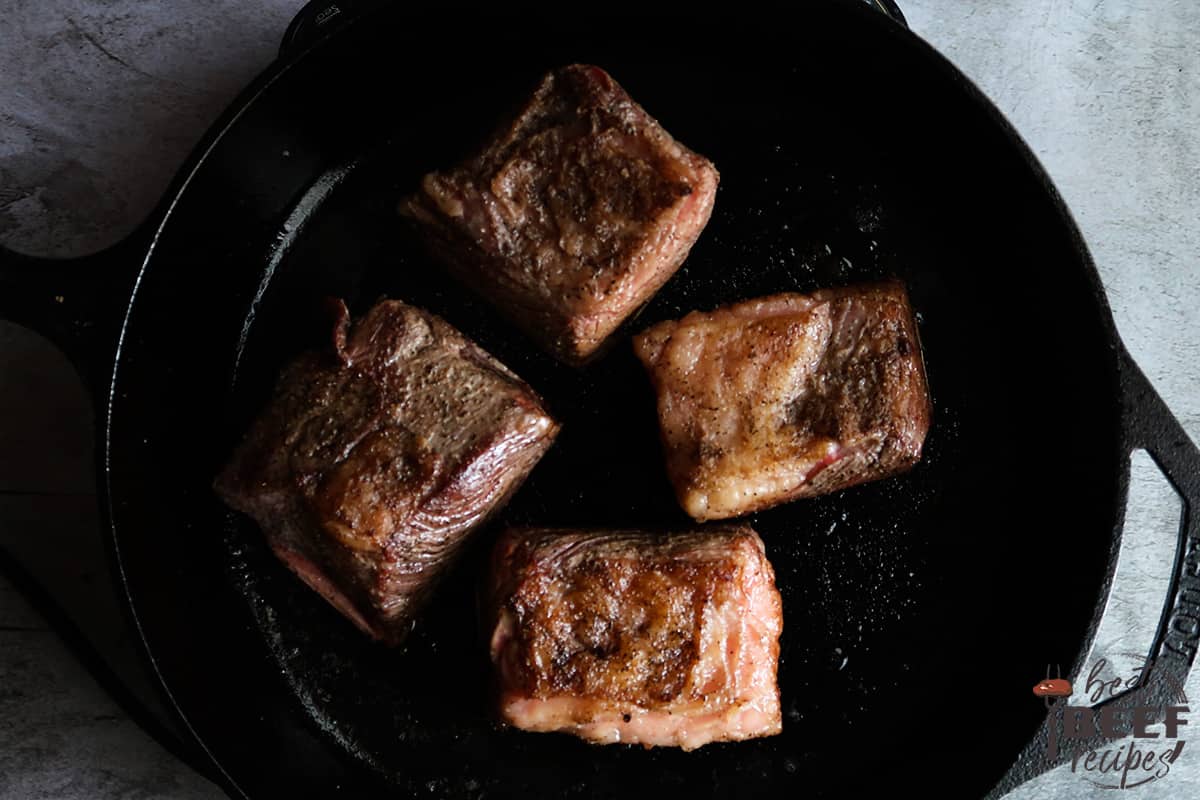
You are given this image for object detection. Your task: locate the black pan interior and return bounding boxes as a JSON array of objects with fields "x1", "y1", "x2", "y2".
[{"x1": 107, "y1": 7, "x2": 1122, "y2": 798}]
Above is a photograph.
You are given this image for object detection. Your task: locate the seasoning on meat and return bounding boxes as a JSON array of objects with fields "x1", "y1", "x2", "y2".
[
  {"x1": 215, "y1": 299, "x2": 559, "y2": 645},
  {"x1": 486, "y1": 526, "x2": 783, "y2": 750},
  {"x1": 400, "y1": 64, "x2": 719, "y2": 365},
  {"x1": 634, "y1": 280, "x2": 931, "y2": 521}
]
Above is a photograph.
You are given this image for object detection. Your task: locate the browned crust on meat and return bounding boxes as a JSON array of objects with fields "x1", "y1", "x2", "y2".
[
  {"x1": 400, "y1": 64, "x2": 719, "y2": 365},
  {"x1": 215, "y1": 299, "x2": 559, "y2": 644},
  {"x1": 633, "y1": 280, "x2": 931, "y2": 521},
  {"x1": 486, "y1": 526, "x2": 783, "y2": 749}
]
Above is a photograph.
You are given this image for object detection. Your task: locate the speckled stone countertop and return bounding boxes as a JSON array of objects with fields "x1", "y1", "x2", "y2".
[{"x1": 1, "y1": 2, "x2": 1197, "y2": 798}]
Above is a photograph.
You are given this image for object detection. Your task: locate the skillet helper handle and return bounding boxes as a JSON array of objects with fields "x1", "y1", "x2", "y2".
[
  {"x1": 1120, "y1": 346, "x2": 1200, "y2": 681},
  {"x1": 990, "y1": 345, "x2": 1200, "y2": 798},
  {"x1": 1040, "y1": 346, "x2": 1200, "y2": 769}
]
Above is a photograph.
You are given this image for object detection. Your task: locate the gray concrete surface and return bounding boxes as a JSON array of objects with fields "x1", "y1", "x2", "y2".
[{"x1": 1, "y1": 1, "x2": 1197, "y2": 797}]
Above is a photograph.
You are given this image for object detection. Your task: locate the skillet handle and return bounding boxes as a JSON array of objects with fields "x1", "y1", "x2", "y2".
[{"x1": 0, "y1": 230, "x2": 148, "y2": 396}]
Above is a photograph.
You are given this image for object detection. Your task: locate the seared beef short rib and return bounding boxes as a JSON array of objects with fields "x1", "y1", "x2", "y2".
[
  {"x1": 401, "y1": 64, "x2": 719, "y2": 365},
  {"x1": 634, "y1": 280, "x2": 931, "y2": 521},
  {"x1": 215, "y1": 299, "x2": 558, "y2": 644},
  {"x1": 487, "y1": 526, "x2": 782, "y2": 750}
]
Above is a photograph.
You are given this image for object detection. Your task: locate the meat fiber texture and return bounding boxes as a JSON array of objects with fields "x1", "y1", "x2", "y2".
[
  {"x1": 487, "y1": 526, "x2": 783, "y2": 750},
  {"x1": 634, "y1": 281, "x2": 931, "y2": 521},
  {"x1": 401, "y1": 64, "x2": 719, "y2": 365},
  {"x1": 215, "y1": 299, "x2": 559, "y2": 645}
]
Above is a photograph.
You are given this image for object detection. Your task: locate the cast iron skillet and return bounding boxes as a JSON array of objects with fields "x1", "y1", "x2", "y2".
[{"x1": 2, "y1": 2, "x2": 1199, "y2": 797}]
